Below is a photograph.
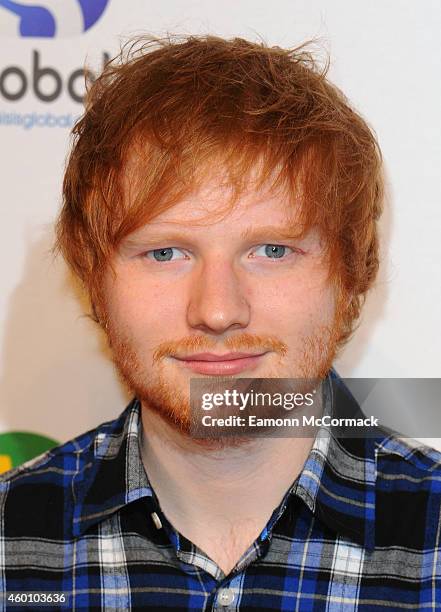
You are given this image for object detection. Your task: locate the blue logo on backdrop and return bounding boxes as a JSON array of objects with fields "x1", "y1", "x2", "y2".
[{"x1": 0, "y1": 0, "x2": 109, "y2": 37}]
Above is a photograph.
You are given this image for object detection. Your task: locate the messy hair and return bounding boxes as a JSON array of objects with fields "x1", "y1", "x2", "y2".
[{"x1": 55, "y1": 34, "x2": 383, "y2": 346}]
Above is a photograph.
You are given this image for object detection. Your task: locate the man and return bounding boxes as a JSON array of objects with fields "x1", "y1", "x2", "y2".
[{"x1": 1, "y1": 35, "x2": 440, "y2": 611}]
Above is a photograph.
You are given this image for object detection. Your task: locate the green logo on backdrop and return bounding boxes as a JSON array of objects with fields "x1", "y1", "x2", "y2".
[{"x1": 0, "y1": 431, "x2": 58, "y2": 474}]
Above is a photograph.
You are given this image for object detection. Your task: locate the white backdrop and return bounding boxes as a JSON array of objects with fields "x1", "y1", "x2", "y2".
[{"x1": 0, "y1": 0, "x2": 440, "y2": 454}]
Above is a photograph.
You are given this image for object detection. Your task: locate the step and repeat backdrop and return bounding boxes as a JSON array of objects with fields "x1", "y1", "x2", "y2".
[{"x1": 0, "y1": 0, "x2": 440, "y2": 471}]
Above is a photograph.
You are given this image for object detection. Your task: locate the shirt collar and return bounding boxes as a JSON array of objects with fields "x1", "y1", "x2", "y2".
[
  {"x1": 72, "y1": 370, "x2": 383, "y2": 550},
  {"x1": 71, "y1": 400, "x2": 154, "y2": 537},
  {"x1": 291, "y1": 371, "x2": 380, "y2": 551}
]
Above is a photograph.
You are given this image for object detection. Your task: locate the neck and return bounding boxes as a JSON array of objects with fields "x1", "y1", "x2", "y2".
[{"x1": 140, "y1": 405, "x2": 314, "y2": 531}]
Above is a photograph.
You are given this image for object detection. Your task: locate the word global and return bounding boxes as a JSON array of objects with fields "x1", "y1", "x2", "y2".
[{"x1": 0, "y1": 51, "x2": 110, "y2": 103}]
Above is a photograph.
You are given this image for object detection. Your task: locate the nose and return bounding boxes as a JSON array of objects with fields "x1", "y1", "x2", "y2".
[{"x1": 186, "y1": 257, "x2": 251, "y2": 333}]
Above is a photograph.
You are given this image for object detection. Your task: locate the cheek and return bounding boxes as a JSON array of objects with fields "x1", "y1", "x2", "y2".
[
  {"x1": 104, "y1": 276, "x2": 183, "y2": 341},
  {"x1": 257, "y1": 275, "x2": 336, "y2": 329}
]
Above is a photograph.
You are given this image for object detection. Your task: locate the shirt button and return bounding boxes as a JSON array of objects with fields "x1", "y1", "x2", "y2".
[
  {"x1": 151, "y1": 512, "x2": 162, "y2": 529},
  {"x1": 217, "y1": 588, "x2": 235, "y2": 606}
]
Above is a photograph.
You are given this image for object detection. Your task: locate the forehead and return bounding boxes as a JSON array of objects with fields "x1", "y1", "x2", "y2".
[{"x1": 130, "y1": 172, "x2": 303, "y2": 233}]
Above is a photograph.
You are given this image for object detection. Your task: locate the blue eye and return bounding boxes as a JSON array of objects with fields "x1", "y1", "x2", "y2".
[
  {"x1": 254, "y1": 245, "x2": 293, "y2": 259},
  {"x1": 146, "y1": 247, "x2": 186, "y2": 262}
]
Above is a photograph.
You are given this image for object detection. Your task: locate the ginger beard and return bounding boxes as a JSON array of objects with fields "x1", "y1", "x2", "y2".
[{"x1": 102, "y1": 308, "x2": 344, "y2": 447}]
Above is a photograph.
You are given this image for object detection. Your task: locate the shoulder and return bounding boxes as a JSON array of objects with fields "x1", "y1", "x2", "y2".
[
  {"x1": 0, "y1": 404, "x2": 134, "y2": 538},
  {"x1": 375, "y1": 431, "x2": 441, "y2": 479},
  {"x1": 374, "y1": 431, "x2": 441, "y2": 547},
  {"x1": 0, "y1": 414, "x2": 116, "y2": 487},
  {"x1": 1, "y1": 427, "x2": 94, "y2": 486}
]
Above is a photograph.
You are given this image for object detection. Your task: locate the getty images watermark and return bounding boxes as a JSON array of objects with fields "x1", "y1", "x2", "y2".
[
  {"x1": 190, "y1": 377, "x2": 441, "y2": 439},
  {"x1": 189, "y1": 377, "x2": 381, "y2": 439}
]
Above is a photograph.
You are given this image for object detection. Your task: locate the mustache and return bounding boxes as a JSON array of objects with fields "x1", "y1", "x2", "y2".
[{"x1": 152, "y1": 332, "x2": 288, "y2": 364}]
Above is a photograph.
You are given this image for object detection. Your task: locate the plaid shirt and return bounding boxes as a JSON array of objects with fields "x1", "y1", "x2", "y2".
[{"x1": 1, "y1": 372, "x2": 441, "y2": 611}]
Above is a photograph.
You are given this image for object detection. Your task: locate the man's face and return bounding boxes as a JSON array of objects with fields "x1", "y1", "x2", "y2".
[{"x1": 100, "y1": 175, "x2": 341, "y2": 434}]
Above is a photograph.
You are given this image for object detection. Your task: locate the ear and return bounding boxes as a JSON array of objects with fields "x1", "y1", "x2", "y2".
[
  {"x1": 90, "y1": 296, "x2": 108, "y2": 330},
  {"x1": 344, "y1": 292, "x2": 354, "y2": 309},
  {"x1": 90, "y1": 301, "x2": 102, "y2": 326},
  {"x1": 335, "y1": 287, "x2": 355, "y2": 318}
]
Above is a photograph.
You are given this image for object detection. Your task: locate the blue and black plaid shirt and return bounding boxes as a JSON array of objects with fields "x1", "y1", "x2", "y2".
[{"x1": 1, "y1": 372, "x2": 441, "y2": 610}]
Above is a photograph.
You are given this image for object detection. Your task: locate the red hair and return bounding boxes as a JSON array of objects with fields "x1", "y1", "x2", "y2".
[{"x1": 55, "y1": 35, "x2": 383, "y2": 346}]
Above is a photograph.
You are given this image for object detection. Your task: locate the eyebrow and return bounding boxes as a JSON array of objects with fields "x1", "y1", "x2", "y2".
[
  {"x1": 123, "y1": 224, "x2": 304, "y2": 247},
  {"x1": 239, "y1": 225, "x2": 303, "y2": 240}
]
